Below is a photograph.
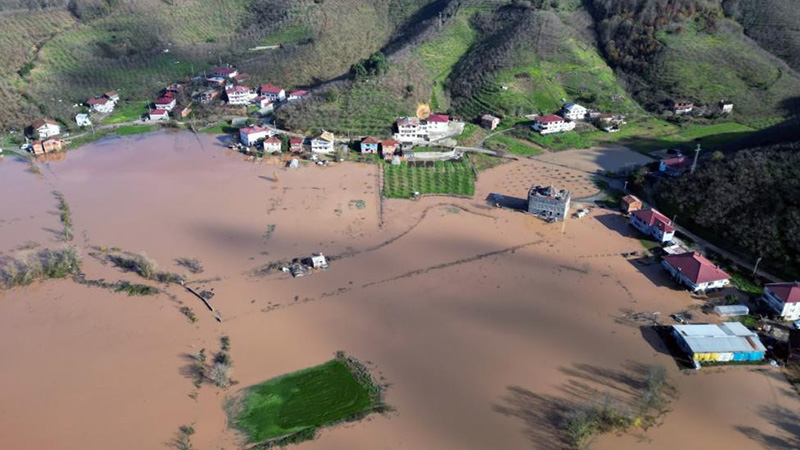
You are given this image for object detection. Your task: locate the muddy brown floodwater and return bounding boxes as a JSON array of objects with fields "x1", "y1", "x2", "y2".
[{"x1": 0, "y1": 131, "x2": 798, "y2": 450}]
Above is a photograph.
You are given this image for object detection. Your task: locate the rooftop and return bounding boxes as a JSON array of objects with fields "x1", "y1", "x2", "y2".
[
  {"x1": 260, "y1": 85, "x2": 283, "y2": 94},
  {"x1": 240, "y1": 125, "x2": 269, "y2": 135},
  {"x1": 673, "y1": 322, "x2": 766, "y2": 354},
  {"x1": 529, "y1": 185, "x2": 570, "y2": 201},
  {"x1": 766, "y1": 281, "x2": 800, "y2": 304},
  {"x1": 622, "y1": 194, "x2": 641, "y2": 205},
  {"x1": 32, "y1": 119, "x2": 58, "y2": 128},
  {"x1": 150, "y1": 109, "x2": 168, "y2": 115},
  {"x1": 426, "y1": 113, "x2": 449, "y2": 123},
  {"x1": 535, "y1": 115, "x2": 565, "y2": 124},
  {"x1": 362, "y1": 136, "x2": 381, "y2": 144},
  {"x1": 662, "y1": 252, "x2": 730, "y2": 284},
  {"x1": 155, "y1": 97, "x2": 174, "y2": 104},
  {"x1": 631, "y1": 208, "x2": 675, "y2": 233}
]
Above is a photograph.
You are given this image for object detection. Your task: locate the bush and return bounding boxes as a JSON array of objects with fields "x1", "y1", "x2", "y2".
[
  {"x1": 1, "y1": 247, "x2": 81, "y2": 289},
  {"x1": 108, "y1": 251, "x2": 186, "y2": 284}
]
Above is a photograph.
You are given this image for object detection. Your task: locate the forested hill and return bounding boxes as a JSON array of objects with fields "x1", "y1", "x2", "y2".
[
  {"x1": 1, "y1": 0, "x2": 800, "y2": 132},
  {"x1": 657, "y1": 139, "x2": 800, "y2": 278}
]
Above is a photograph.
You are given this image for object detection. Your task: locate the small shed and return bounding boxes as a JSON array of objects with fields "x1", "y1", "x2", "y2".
[
  {"x1": 288, "y1": 158, "x2": 299, "y2": 169},
  {"x1": 714, "y1": 305, "x2": 749, "y2": 317},
  {"x1": 481, "y1": 114, "x2": 500, "y2": 130},
  {"x1": 309, "y1": 253, "x2": 328, "y2": 269},
  {"x1": 620, "y1": 194, "x2": 643, "y2": 214}
]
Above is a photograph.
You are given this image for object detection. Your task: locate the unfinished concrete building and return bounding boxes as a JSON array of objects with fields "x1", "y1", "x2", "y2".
[{"x1": 528, "y1": 185, "x2": 571, "y2": 221}]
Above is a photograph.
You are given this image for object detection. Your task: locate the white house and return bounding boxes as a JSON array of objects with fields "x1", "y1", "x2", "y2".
[
  {"x1": 260, "y1": 85, "x2": 286, "y2": 102},
  {"x1": 672, "y1": 101, "x2": 694, "y2": 114},
  {"x1": 630, "y1": 208, "x2": 675, "y2": 243},
  {"x1": 104, "y1": 91, "x2": 120, "y2": 103},
  {"x1": 288, "y1": 90, "x2": 309, "y2": 101},
  {"x1": 148, "y1": 109, "x2": 169, "y2": 121},
  {"x1": 75, "y1": 114, "x2": 92, "y2": 127},
  {"x1": 393, "y1": 117, "x2": 424, "y2": 143},
  {"x1": 211, "y1": 67, "x2": 238, "y2": 79},
  {"x1": 560, "y1": 103, "x2": 587, "y2": 120},
  {"x1": 262, "y1": 136, "x2": 282, "y2": 153},
  {"x1": 31, "y1": 119, "x2": 60, "y2": 138},
  {"x1": 761, "y1": 282, "x2": 800, "y2": 321},
  {"x1": 311, "y1": 130, "x2": 335, "y2": 154},
  {"x1": 425, "y1": 113, "x2": 450, "y2": 134},
  {"x1": 719, "y1": 100, "x2": 734, "y2": 115},
  {"x1": 87, "y1": 96, "x2": 114, "y2": 113},
  {"x1": 256, "y1": 96, "x2": 274, "y2": 111},
  {"x1": 154, "y1": 96, "x2": 176, "y2": 112},
  {"x1": 225, "y1": 85, "x2": 256, "y2": 105},
  {"x1": 531, "y1": 115, "x2": 575, "y2": 135},
  {"x1": 661, "y1": 252, "x2": 730, "y2": 293},
  {"x1": 239, "y1": 125, "x2": 272, "y2": 147}
]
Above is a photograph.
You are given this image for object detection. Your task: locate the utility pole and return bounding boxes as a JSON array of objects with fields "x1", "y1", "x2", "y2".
[
  {"x1": 672, "y1": 214, "x2": 678, "y2": 227},
  {"x1": 438, "y1": 12, "x2": 443, "y2": 30},
  {"x1": 752, "y1": 255, "x2": 763, "y2": 277},
  {"x1": 623, "y1": 180, "x2": 628, "y2": 192},
  {"x1": 691, "y1": 143, "x2": 701, "y2": 174}
]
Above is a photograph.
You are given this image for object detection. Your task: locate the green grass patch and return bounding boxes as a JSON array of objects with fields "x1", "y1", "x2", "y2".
[
  {"x1": 484, "y1": 132, "x2": 543, "y2": 155},
  {"x1": 262, "y1": 25, "x2": 313, "y2": 46},
  {"x1": 198, "y1": 122, "x2": 239, "y2": 134},
  {"x1": 639, "y1": 239, "x2": 661, "y2": 251},
  {"x1": 382, "y1": 159, "x2": 475, "y2": 199},
  {"x1": 115, "y1": 124, "x2": 159, "y2": 135},
  {"x1": 468, "y1": 152, "x2": 508, "y2": 172},
  {"x1": 729, "y1": 270, "x2": 763, "y2": 296},
  {"x1": 233, "y1": 356, "x2": 384, "y2": 445},
  {"x1": 526, "y1": 130, "x2": 590, "y2": 151},
  {"x1": 104, "y1": 100, "x2": 148, "y2": 124}
]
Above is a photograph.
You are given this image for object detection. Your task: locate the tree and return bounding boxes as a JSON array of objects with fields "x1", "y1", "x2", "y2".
[
  {"x1": 711, "y1": 150, "x2": 725, "y2": 161},
  {"x1": 350, "y1": 62, "x2": 367, "y2": 81},
  {"x1": 325, "y1": 89, "x2": 339, "y2": 103},
  {"x1": 405, "y1": 84, "x2": 415, "y2": 98},
  {"x1": 368, "y1": 51, "x2": 389, "y2": 76}
]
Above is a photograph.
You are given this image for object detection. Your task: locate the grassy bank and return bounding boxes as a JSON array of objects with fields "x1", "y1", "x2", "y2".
[
  {"x1": 0, "y1": 247, "x2": 81, "y2": 289},
  {"x1": 383, "y1": 159, "x2": 475, "y2": 199}
]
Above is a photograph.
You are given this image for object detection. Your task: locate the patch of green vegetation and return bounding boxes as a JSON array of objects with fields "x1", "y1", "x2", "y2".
[
  {"x1": 736, "y1": 314, "x2": 762, "y2": 329},
  {"x1": 526, "y1": 130, "x2": 591, "y2": 151},
  {"x1": 484, "y1": 132, "x2": 543, "y2": 155},
  {"x1": 602, "y1": 121, "x2": 757, "y2": 154},
  {"x1": 114, "y1": 281, "x2": 159, "y2": 296},
  {"x1": 382, "y1": 159, "x2": 475, "y2": 199},
  {"x1": 729, "y1": 270, "x2": 763, "y2": 296},
  {"x1": 262, "y1": 25, "x2": 313, "y2": 46},
  {"x1": 415, "y1": 7, "x2": 479, "y2": 110},
  {"x1": 115, "y1": 125, "x2": 159, "y2": 135},
  {"x1": 233, "y1": 357, "x2": 381, "y2": 444},
  {"x1": 198, "y1": 122, "x2": 239, "y2": 134},
  {"x1": 0, "y1": 247, "x2": 81, "y2": 290},
  {"x1": 104, "y1": 101, "x2": 149, "y2": 124},
  {"x1": 66, "y1": 124, "x2": 159, "y2": 149},
  {"x1": 455, "y1": 122, "x2": 479, "y2": 145},
  {"x1": 652, "y1": 20, "x2": 800, "y2": 124},
  {"x1": 639, "y1": 239, "x2": 661, "y2": 251},
  {"x1": 277, "y1": 82, "x2": 407, "y2": 136},
  {"x1": 467, "y1": 152, "x2": 508, "y2": 172}
]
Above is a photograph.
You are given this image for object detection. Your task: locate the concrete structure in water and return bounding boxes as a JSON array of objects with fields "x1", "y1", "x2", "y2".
[
  {"x1": 672, "y1": 322, "x2": 766, "y2": 363},
  {"x1": 527, "y1": 185, "x2": 571, "y2": 221}
]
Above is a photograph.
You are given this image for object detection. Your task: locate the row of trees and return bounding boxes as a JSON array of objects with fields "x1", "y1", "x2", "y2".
[{"x1": 656, "y1": 140, "x2": 800, "y2": 276}]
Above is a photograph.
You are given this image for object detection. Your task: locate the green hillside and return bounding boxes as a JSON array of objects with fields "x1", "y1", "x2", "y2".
[{"x1": 1, "y1": 0, "x2": 799, "y2": 138}]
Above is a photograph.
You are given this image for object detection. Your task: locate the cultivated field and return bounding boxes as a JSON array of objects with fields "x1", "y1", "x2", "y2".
[{"x1": 382, "y1": 159, "x2": 475, "y2": 198}]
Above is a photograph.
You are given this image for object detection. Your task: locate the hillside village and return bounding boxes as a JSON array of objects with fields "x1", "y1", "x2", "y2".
[
  {"x1": 2, "y1": 1, "x2": 800, "y2": 448},
  {"x1": 14, "y1": 61, "x2": 800, "y2": 377}
]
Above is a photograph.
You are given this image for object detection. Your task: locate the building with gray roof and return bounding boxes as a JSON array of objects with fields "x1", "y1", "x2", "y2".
[
  {"x1": 672, "y1": 322, "x2": 766, "y2": 363},
  {"x1": 527, "y1": 185, "x2": 571, "y2": 221}
]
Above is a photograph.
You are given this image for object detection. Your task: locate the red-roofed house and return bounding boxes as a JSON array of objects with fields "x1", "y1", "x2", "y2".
[
  {"x1": 154, "y1": 96, "x2": 176, "y2": 111},
  {"x1": 762, "y1": 282, "x2": 800, "y2": 321},
  {"x1": 381, "y1": 139, "x2": 398, "y2": 160},
  {"x1": 662, "y1": 252, "x2": 730, "y2": 293},
  {"x1": 360, "y1": 136, "x2": 380, "y2": 153},
  {"x1": 262, "y1": 136, "x2": 282, "y2": 153},
  {"x1": 225, "y1": 85, "x2": 256, "y2": 105},
  {"x1": 630, "y1": 208, "x2": 675, "y2": 243},
  {"x1": 288, "y1": 90, "x2": 309, "y2": 101},
  {"x1": 86, "y1": 96, "x2": 114, "y2": 113},
  {"x1": 239, "y1": 125, "x2": 272, "y2": 147},
  {"x1": 532, "y1": 115, "x2": 576, "y2": 134},
  {"x1": 659, "y1": 156, "x2": 691, "y2": 177},
  {"x1": 149, "y1": 109, "x2": 169, "y2": 121},
  {"x1": 672, "y1": 101, "x2": 694, "y2": 114},
  {"x1": 425, "y1": 113, "x2": 450, "y2": 133},
  {"x1": 211, "y1": 67, "x2": 238, "y2": 79},
  {"x1": 260, "y1": 85, "x2": 286, "y2": 101},
  {"x1": 289, "y1": 137, "x2": 304, "y2": 153}
]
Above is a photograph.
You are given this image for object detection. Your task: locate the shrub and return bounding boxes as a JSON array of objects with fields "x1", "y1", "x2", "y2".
[{"x1": 1, "y1": 247, "x2": 81, "y2": 289}]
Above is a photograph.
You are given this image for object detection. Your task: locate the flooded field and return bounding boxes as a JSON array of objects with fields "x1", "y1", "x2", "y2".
[{"x1": 0, "y1": 131, "x2": 797, "y2": 449}]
